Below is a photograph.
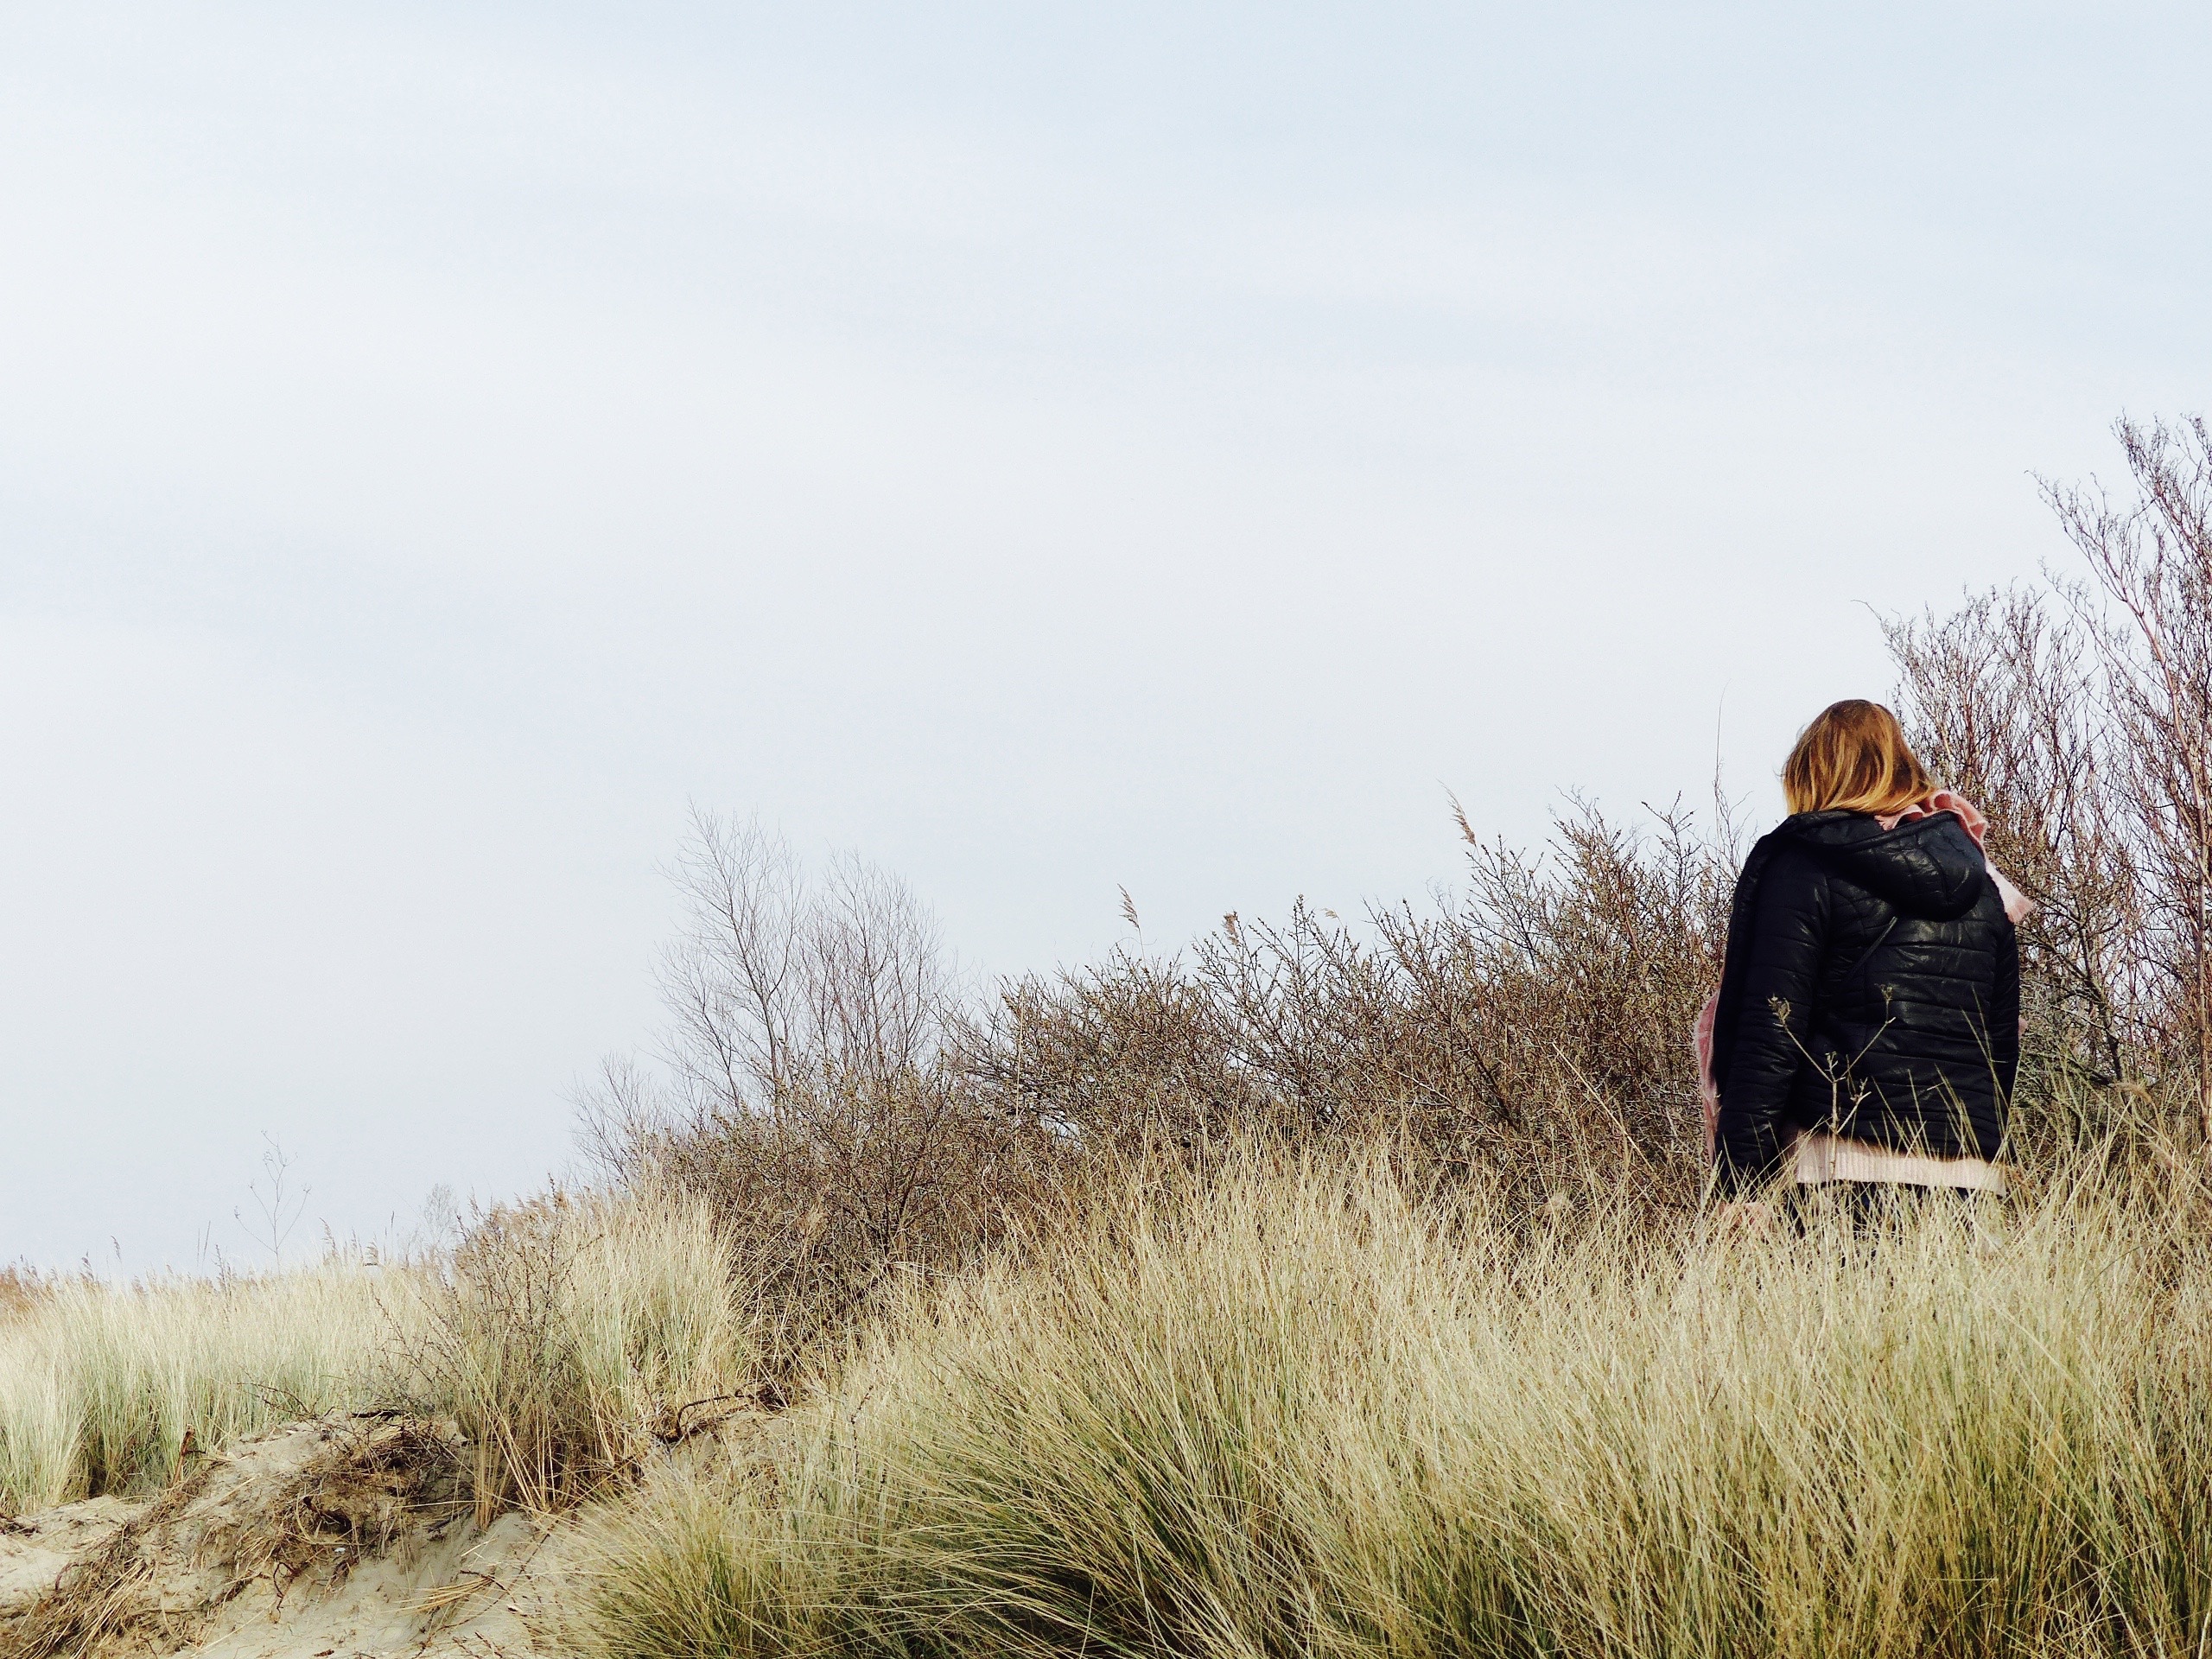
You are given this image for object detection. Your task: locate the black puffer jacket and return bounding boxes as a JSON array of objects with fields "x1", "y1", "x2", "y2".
[{"x1": 1710, "y1": 810, "x2": 2019, "y2": 1194}]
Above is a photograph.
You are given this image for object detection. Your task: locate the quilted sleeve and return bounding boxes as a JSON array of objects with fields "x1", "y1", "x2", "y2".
[{"x1": 1713, "y1": 846, "x2": 1829, "y2": 1196}]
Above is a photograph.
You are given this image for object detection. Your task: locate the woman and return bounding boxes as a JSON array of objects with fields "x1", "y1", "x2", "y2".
[{"x1": 1704, "y1": 700, "x2": 2026, "y2": 1228}]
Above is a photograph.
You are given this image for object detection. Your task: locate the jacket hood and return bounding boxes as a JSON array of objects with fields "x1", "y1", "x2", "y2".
[{"x1": 1781, "y1": 810, "x2": 1988, "y2": 920}]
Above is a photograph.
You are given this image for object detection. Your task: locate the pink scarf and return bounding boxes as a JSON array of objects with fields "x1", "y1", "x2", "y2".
[{"x1": 1694, "y1": 792, "x2": 2032, "y2": 1156}]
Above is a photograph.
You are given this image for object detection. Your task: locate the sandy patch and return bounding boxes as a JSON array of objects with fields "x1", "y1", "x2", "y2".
[{"x1": 0, "y1": 1417, "x2": 597, "y2": 1658}]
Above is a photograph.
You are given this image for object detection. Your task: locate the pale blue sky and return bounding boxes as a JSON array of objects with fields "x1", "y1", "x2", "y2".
[{"x1": 3, "y1": 3, "x2": 2208, "y2": 1268}]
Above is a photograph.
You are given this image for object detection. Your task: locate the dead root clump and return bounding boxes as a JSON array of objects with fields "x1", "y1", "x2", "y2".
[
  {"x1": 1, "y1": 1413, "x2": 462, "y2": 1659},
  {"x1": 2, "y1": 1463, "x2": 213, "y2": 1659},
  {"x1": 207, "y1": 1413, "x2": 465, "y2": 1594}
]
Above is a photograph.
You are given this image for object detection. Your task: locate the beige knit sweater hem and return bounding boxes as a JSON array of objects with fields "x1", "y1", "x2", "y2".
[{"x1": 1792, "y1": 1130, "x2": 2008, "y2": 1194}]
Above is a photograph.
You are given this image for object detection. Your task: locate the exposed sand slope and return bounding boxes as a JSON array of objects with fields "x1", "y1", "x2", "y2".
[{"x1": 0, "y1": 1418, "x2": 593, "y2": 1658}]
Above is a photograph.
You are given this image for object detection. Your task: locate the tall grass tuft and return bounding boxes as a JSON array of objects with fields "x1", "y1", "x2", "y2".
[
  {"x1": 0, "y1": 1190, "x2": 747, "y2": 1516},
  {"x1": 575, "y1": 1155, "x2": 2212, "y2": 1659},
  {"x1": 0, "y1": 1265, "x2": 392, "y2": 1510},
  {"x1": 388, "y1": 1187, "x2": 752, "y2": 1518}
]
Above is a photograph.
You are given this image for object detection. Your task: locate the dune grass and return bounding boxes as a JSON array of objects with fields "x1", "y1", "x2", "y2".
[
  {"x1": 0, "y1": 1191, "x2": 746, "y2": 1514},
  {"x1": 390, "y1": 1188, "x2": 755, "y2": 1517},
  {"x1": 16, "y1": 1140, "x2": 2212, "y2": 1656},
  {"x1": 0, "y1": 1263, "x2": 391, "y2": 1510},
  {"x1": 573, "y1": 1156, "x2": 2212, "y2": 1659}
]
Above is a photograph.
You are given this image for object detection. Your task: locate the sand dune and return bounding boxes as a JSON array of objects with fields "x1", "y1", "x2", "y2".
[{"x1": 0, "y1": 1417, "x2": 589, "y2": 1658}]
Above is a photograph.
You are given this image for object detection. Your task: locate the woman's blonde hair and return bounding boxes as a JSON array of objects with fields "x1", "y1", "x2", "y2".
[{"x1": 1782, "y1": 700, "x2": 1935, "y2": 816}]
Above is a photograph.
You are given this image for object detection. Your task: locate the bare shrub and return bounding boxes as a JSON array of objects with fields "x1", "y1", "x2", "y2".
[
  {"x1": 601, "y1": 799, "x2": 1738, "y2": 1263},
  {"x1": 959, "y1": 799, "x2": 1736, "y2": 1213},
  {"x1": 957, "y1": 950, "x2": 1280, "y2": 1154},
  {"x1": 1884, "y1": 588, "x2": 2151, "y2": 1086},
  {"x1": 647, "y1": 810, "x2": 950, "y2": 1107},
  {"x1": 1889, "y1": 416, "x2": 2212, "y2": 1143},
  {"x1": 2046, "y1": 415, "x2": 2212, "y2": 1128},
  {"x1": 583, "y1": 813, "x2": 1058, "y2": 1376}
]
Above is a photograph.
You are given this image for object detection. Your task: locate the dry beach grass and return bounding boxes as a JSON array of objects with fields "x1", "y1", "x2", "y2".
[
  {"x1": 573, "y1": 1150, "x2": 2212, "y2": 1659},
  {"x1": 26, "y1": 1131, "x2": 2212, "y2": 1658},
  {"x1": 0, "y1": 1190, "x2": 746, "y2": 1518}
]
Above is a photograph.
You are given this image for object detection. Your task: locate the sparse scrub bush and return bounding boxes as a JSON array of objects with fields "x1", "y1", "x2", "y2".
[
  {"x1": 582, "y1": 814, "x2": 1065, "y2": 1376},
  {"x1": 961, "y1": 798, "x2": 1735, "y2": 1212},
  {"x1": 587, "y1": 793, "x2": 1740, "y2": 1384}
]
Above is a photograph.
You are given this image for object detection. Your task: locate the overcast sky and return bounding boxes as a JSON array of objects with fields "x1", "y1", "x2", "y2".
[{"x1": 4, "y1": 3, "x2": 2208, "y2": 1270}]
